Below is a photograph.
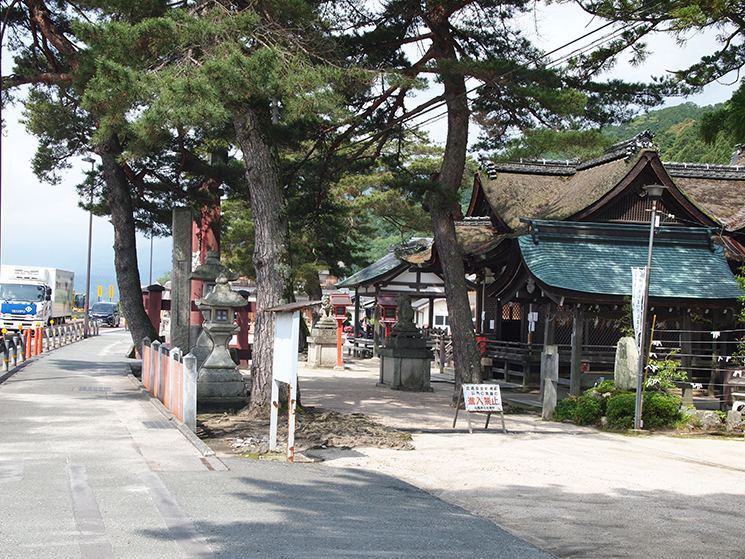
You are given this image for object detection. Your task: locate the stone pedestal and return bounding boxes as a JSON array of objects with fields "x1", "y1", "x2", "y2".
[
  {"x1": 307, "y1": 318, "x2": 339, "y2": 368},
  {"x1": 197, "y1": 321, "x2": 247, "y2": 411},
  {"x1": 377, "y1": 294, "x2": 432, "y2": 391},
  {"x1": 378, "y1": 335, "x2": 433, "y2": 391}
]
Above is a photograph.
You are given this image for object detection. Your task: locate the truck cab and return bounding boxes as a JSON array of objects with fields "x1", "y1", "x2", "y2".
[{"x1": 0, "y1": 266, "x2": 73, "y2": 330}]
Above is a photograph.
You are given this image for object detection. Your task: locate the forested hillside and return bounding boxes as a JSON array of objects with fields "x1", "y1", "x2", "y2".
[{"x1": 603, "y1": 102, "x2": 737, "y2": 164}]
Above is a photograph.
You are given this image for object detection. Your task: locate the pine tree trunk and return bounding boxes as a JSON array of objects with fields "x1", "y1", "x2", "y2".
[
  {"x1": 232, "y1": 103, "x2": 293, "y2": 416},
  {"x1": 428, "y1": 8, "x2": 483, "y2": 402},
  {"x1": 96, "y1": 134, "x2": 158, "y2": 353}
]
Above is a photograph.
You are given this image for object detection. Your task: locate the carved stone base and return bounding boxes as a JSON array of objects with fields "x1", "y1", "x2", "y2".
[
  {"x1": 378, "y1": 347, "x2": 433, "y2": 392},
  {"x1": 197, "y1": 368, "x2": 248, "y2": 412},
  {"x1": 307, "y1": 321, "x2": 340, "y2": 368}
]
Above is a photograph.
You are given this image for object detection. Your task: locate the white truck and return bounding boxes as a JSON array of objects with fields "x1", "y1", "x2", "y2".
[{"x1": 0, "y1": 266, "x2": 74, "y2": 330}]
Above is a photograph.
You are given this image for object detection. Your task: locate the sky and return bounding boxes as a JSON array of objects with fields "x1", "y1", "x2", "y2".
[{"x1": 0, "y1": 3, "x2": 740, "y2": 298}]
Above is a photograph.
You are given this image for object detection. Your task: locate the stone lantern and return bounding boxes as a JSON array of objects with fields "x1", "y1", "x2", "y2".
[
  {"x1": 195, "y1": 273, "x2": 248, "y2": 411},
  {"x1": 190, "y1": 250, "x2": 240, "y2": 368}
]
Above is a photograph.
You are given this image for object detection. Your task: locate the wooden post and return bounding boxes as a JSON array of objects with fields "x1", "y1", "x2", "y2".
[
  {"x1": 570, "y1": 304, "x2": 584, "y2": 396},
  {"x1": 336, "y1": 319, "x2": 343, "y2": 369}
]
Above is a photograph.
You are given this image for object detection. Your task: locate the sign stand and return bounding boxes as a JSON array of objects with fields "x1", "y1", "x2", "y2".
[
  {"x1": 452, "y1": 383, "x2": 507, "y2": 434},
  {"x1": 266, "y1": 301, "x2": 320, "y2": 462}
]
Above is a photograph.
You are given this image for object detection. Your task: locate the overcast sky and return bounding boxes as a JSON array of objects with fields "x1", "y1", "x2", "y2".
[{"x1": 0, "y1": 3, "x2": 739, "y2": 296}]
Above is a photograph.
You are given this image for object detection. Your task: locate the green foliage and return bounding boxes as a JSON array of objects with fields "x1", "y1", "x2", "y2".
[
  {"x1": 576, "y1": 396, "x2": 603, "y2": 426},
  {"x1": 552, "y1": 397, "x2": 578, "y2": 422},
  {"x1": 603, "y1": 102, "x2": 736, "y2": 164},
  {"x1": 605, "y1": 392, "x2": 636, "y2": 429},
  {"x1": 646, "y1": 351, "x2": 688, "y2": 391},
  {"x1": 156, "y1": 270, "x2": 171, "y2": 285},
  {"x1": 552, "y1": 395, "x2": 602, "y2": 425},
  {"x1": 642, "y1": 392, "x2": 682, "y2": 430},
  {"x1": 586, "y1": 379, "x2": 616, "y2": 396},
  {"x1": 494, "y1": 129, "x2": 611, "y2": 162},
  {"x1": 600, "y1": 390, "x2": 682, "y2": 430}
]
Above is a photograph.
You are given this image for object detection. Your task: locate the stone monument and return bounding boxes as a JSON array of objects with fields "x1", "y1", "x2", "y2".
[
  {"x1": 378, "y1": 293, "x2": 433, "y2": 391},
  {"x1": 195, "y1": 274, "x2": 248, "y2": 411},
  {"x1": 614, "y1": 337, "x2": 638, "y2": 391},
  {"x1": 307, "y1": 295, "x2": 339, "y2": 368}
]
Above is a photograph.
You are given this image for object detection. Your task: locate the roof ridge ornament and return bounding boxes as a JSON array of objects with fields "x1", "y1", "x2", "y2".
[{"x1": 602, "y1": 129, "x2": 657, "y2": 162}]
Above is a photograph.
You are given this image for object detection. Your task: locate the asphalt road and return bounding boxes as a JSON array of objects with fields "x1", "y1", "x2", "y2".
[{"x1": 0, "y1": 330, "x2": 553, "y2": 559}]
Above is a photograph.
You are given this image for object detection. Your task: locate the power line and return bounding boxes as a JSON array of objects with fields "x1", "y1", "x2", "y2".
[{"x1": 328, "y1": 8, "x2": 665, "y2": 159}]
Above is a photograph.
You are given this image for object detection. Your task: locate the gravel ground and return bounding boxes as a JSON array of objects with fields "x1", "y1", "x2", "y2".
[{"x1": 289, "y1": 357, "x2": 745, "y2": 559}]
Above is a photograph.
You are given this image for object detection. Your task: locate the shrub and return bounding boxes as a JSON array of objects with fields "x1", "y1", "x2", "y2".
[
  {"x1": 585, "y1": 380, "x2": 623, "y2": 415},
  {"x1": 642, "y1": 391, "x2": 682, "y2": 429},
  {"x1": 586, "y1": 379, "x2": 616, "y2": 395},
  {"x1": 606, "y1": 392, "x2": 636, "y2": 429},
  {"x1": 575, "y1": 396, "x2": 602, "y2": 425},
  {"x1": 553, "y1": 397, "x2": 578, "y2": 422}
]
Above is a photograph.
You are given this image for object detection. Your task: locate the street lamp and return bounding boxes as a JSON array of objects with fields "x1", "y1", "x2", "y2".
[
  {"x1": 82, "y1": 156, "x2": 96, "y2": 338},
  {"x1": 634, "y1": 184, "x2": 667, "y2": 430}
]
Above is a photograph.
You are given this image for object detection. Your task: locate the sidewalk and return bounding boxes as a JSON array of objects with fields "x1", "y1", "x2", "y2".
[
  {"x1": 297, "y1": 356, "x2": 745, "y2": 559},
  {"x1": 0, "y1": 330, "x2": 553, "y2": 558}
]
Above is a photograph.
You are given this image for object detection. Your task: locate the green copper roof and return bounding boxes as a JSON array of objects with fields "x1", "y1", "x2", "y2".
[
  {"x1": 336, "y1": 252, "x2": 403, "y2": 288},
  {"x1": 518, "y1": 221, "x2": 743, "y2": 301}
]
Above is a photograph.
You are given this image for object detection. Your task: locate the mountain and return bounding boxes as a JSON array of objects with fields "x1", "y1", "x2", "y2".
[{"x1": 603, "y1": 102, "x2": 736, "y2": 164}]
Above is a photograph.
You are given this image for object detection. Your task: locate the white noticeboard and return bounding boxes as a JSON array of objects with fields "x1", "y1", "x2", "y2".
[
  {"x1": 462, "y1": 384, "x2": 503, "y2": 412},
  {"x1": 270, "y1": 310, "x2": 300, "y2": 460},
  {"x1": 453, "y1": 383, "x2": 507, "y2": 434}
]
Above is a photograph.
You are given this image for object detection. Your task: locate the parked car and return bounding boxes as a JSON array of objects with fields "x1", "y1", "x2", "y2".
[{"x1": 90, "y1": 301, "x2": 120, "y2": 327}]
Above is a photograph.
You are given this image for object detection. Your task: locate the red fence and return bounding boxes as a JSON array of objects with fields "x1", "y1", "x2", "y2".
[{"x1": 141, "y1": 338, "x2": 196, "y2": 431}]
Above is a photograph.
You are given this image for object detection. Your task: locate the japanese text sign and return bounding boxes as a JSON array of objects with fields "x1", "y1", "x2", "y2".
[{"x1": 462, "y1": 384, "x2": 503, "y2": 412}]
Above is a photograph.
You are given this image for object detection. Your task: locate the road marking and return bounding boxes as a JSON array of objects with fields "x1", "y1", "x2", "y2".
[
  {"x1": 67, "y1": 464, "x2": 115, "y2": 559},
  {"x1": 0, "y1": 460, "x2": 24, "y2": 483},
  {"x1": 139, "y1": 470, "x2": 215, "y2": 558}
]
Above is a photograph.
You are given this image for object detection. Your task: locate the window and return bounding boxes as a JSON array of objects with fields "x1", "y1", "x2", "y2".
[{"x1": 502, "y1": 302, "x2": 522, "y2": 320}]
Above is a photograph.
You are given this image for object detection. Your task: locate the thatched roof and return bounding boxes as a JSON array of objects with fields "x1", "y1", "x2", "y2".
[
  {"x1": 474, "y1": 130, "x2": 745, "y2": 235},
  {"x1": 665, "y1": 163, "x2": 745, "y2": 231}
]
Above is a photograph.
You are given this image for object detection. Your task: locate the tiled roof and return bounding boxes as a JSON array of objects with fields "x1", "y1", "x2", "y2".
[
  {"x1": 519, "y1": 220, "x2": 743, "y2": 300},
  {"x1": 335, "y1": 239, "x2": 433, "y2": 288}
]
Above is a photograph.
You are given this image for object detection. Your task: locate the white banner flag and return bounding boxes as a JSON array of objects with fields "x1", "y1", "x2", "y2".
[{"x1": 631, "y1": 267, "x2": 646, "y2": 351}]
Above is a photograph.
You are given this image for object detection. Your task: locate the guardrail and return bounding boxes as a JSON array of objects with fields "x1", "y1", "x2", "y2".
[
  {"x1": 1, "y1": 321, "x2": 100, "y2": 372},
  {"x1": 141, "y1": 338, "x2": 196, "y2": 432}
]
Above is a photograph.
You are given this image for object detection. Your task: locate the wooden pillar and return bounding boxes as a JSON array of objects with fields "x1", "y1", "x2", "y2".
[
  {"x1": 476, "y1": 274, "x2": 484, "y2": 334},
  {"x1": 353, "y1": 287, "x2": 361, "y2": 339},
  {"x1": 569, "y1": 304, "x2": 584, "y2": 396},
  {"x1": 496, "y1": 300, "x2": 503, "y2": 340},
  {"x1": 543, "y1": 304, "x2": 554, "y2": 346},
  {"x1": 373, "y1": 295, "x2": 380, "y2": 358},
  {"x1": 143, "y1": 284, "x2": 165, "y2": 333},
  {"x1": 680, "y1": 311, "x2": 692, "y2": 377},
  {"x1": 428, "y1": 297, "x2": 435, "y2": 330}
]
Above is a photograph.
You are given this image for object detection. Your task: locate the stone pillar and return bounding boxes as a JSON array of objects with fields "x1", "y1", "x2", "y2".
[
  {"x1": 171, "y1": 208, "x2": 192, "y2": 353},
  {"x1": 541, "y1": 345, "x2": 559, "y2": 420}
]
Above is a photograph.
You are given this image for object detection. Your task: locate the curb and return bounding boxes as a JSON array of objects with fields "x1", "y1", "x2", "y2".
[
  {"x1": 126, "y1": 372, "x2": 215, "y2": 457},
  {"x1": 0, "y1": 357, "x2": 37, "y2": 385}
]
